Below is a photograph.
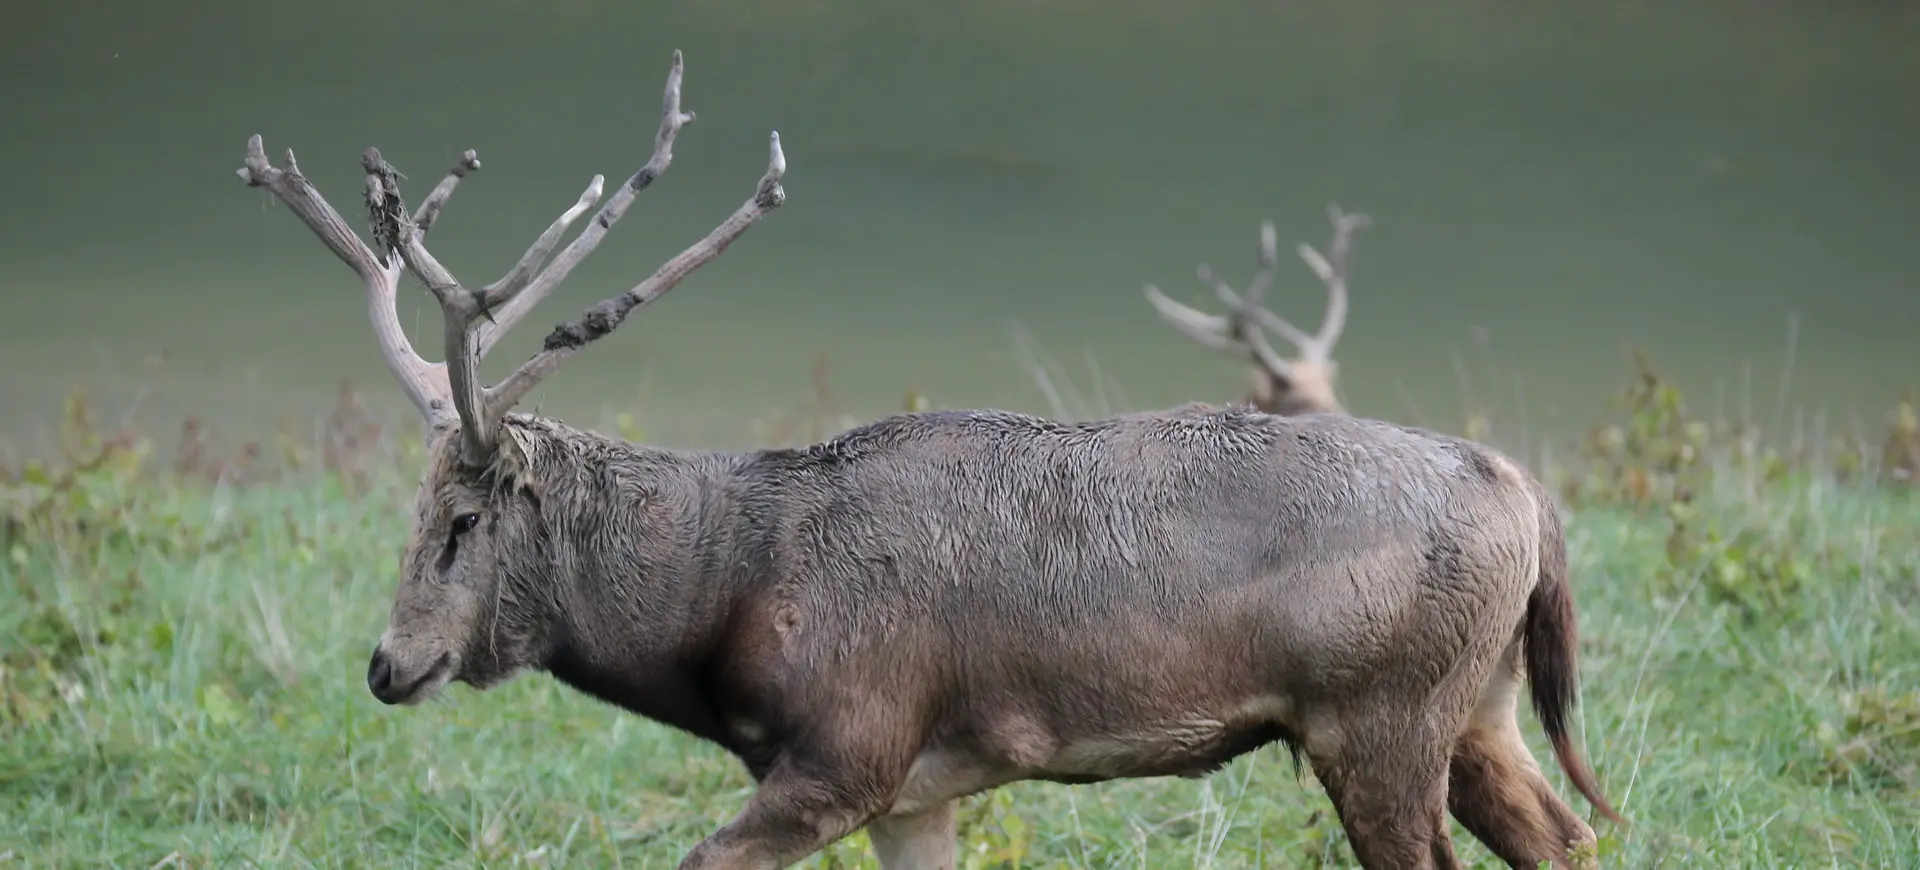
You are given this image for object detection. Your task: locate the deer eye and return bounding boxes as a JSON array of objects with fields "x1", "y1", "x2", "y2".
[{"x1": 451, "y1": 513, "x2": 481, "y2": 536}]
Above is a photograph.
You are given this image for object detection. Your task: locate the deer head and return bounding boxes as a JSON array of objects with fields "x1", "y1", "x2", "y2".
[
  {"x1": 1144, "y1": 205, "x2": 1371, "y2": 416},
  {"x1": 236, "y1": 50, "x2": 787, "y2": 704}
]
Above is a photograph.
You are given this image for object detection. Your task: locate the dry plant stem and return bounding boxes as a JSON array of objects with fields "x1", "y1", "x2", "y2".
[{"x1": 236, "y1": 48, "x2": 789, "y2": 467}]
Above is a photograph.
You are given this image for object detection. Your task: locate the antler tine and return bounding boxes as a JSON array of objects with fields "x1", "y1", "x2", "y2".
[
  {"x1": 1240, "y1": 219, "x2": 1281, "y2": 308},
  {"x1": 1143, "y1": 219, "x2": 1309, "y2": 376},
  {"x1": 358, "y1": 146, "x2": 496, "y2": 459},
  {"x1": 408, "y1": 47, "x2": 710, "y2": 464},
  {"x1": 1293, "y1": 202, "x2": 1372, "y2": 356},
  {"x1": 476, "y1": 174, "x2": 607, "y2": 330},
  {"x1": 236, "y1": 136, "x2": 454, "y2": 429},
  {"x1": 1142, "y1": 222, "x2": 1273, "y2": 349},
  {"x1": 1144, "y1": 279, "x2": 1301, "y2": 380},
  {"x1": 1206, "y1": 275, "x2": 1315, "y2": 355},
  {"x1": 470, "y1": 49, "x2": 697, "y2": 360},
  {"x1": 1143, "y1": 284, "x2": 1240, "y2": 351},
  {"x1": 237, "y1": 49, "x2": 781, "y2": 466},
  {"x1": 412, "y1": 149, "x2": 483, "y2": 238},
  {"x1": 1197, "y1": 262, "x2": 1300, "y2": 379},
  {"x1": 1198, "y1": 220, "x2": 1314, "y2": 376},
  {"x1": 485, "y1": 130, "x2": 790, "y2": 421},
  {"x1": 397, "y1": 142, "x2": 612, "y2": 350},
  {"x1": 1238, "y1": 315, "x2": 1298, "y2": 380}
]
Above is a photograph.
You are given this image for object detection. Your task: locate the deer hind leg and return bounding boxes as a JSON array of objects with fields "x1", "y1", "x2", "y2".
[
  {"x1": 865, "y1": 799, "x2": 956, "y2": 870},
  {"x1": 1448, "y1": 640, "x2": 1600, "y2": 869},
  {"x1": 1307, "y1": 718, "x2": 1463, "y2": 870}
]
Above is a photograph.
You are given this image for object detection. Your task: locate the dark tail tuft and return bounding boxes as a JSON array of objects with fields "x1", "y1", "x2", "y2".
[{"x1": 1525, "y1": 482, "x2": 1625, "y2": 826}]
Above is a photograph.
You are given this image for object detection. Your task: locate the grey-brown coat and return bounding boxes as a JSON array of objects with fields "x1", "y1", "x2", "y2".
[{"x1": 239, "y1": 52, "x2": 1619, "y2": 870}]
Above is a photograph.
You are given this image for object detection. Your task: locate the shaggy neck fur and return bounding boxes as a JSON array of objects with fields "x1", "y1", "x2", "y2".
[{"x1": 491, "y1": 416, "x2": 772, "y2": 749}]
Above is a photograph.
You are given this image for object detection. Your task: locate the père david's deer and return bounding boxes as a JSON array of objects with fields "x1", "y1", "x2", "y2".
[
  {"x1": 238, "y1": 51, "x2": 1620, "y2": 870},
  {"x1": 1146, "y1": 207, "x2": 1371, "y2": 417}
]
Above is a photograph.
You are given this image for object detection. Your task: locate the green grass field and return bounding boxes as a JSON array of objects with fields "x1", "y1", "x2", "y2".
[{"x1": 4, "y1": 370, "x2": 1917, "y2": 868}]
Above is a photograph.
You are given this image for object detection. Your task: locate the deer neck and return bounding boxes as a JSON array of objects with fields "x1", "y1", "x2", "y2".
[{"x1": 536, "y1": 434, "x2": 764, "y2": 742}]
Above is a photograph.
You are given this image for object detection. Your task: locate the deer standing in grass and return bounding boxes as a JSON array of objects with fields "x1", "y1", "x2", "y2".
[
  {"x1": 1146, "y1": 207, "x2": 1371, "y2": 417},
  {"x1": 239, "y1": 51, "x2": 1619, "y2": 870}
]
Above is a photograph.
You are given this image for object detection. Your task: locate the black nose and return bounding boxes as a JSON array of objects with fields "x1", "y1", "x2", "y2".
[{"x1": 367, "y1": 648, "x2": 397, "y2": 703}]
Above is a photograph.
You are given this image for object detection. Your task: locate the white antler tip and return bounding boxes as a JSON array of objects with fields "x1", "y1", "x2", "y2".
[
  {"x1": 661, "y1": 50, "x2": 690, "y2": 125},
  {"x1": 1298, "y1": 243, "x2": 1334, "y2": 279},
  {"x1": 238, "y1": 135, "x2": 275, "y2": 182},
  {"x1": 1328, "y1": 203, "x2": 1373, "y2": 232},
  {"x1": 767, "y1": 131, "x2": 787, "y2": 175}
]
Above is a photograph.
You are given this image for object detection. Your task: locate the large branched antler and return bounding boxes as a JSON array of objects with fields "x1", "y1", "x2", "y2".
[
  {"x1": 1145, "y1": 220, "x2": 1296, "y2": 379},
  {"x1": 1144, "y1": 204, "x2": 1371, "y2": 378},
  {"x1": 236, "y1": 137, "x2": 452, "y2": 423},
  {"x1": 236, "y1": 50, "x2": 789, "y2": 467}
]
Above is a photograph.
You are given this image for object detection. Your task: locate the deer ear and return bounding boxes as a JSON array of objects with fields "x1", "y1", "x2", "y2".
[
  {"x1": 491, "y1": 425, "x2": 545, "y2": 500},
  {"x1": 1247, "y1": 366, "x2": 1287, "y2": 405}
]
